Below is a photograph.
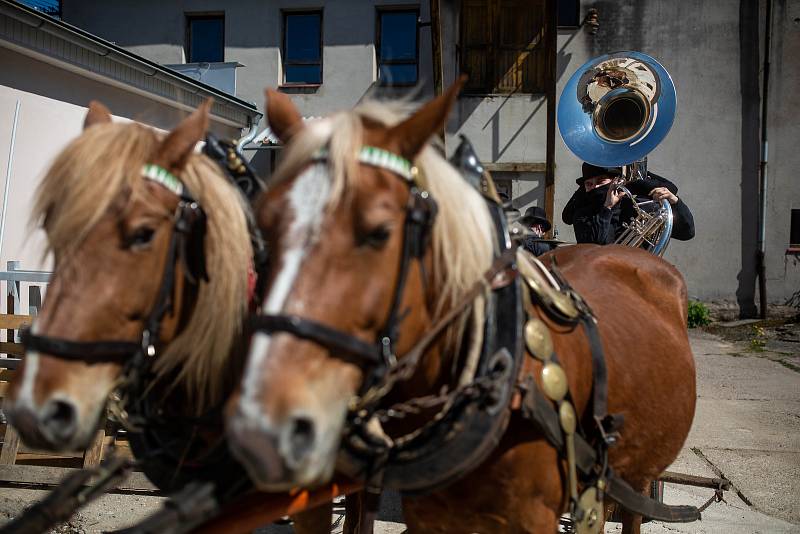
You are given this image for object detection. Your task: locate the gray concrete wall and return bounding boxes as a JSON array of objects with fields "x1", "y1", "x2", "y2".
[
  {"x1": 549, "y1": 0, "x2": 750, "y2": 304},
  {"x1": 441, "y1": 0, "x2": 798, "y2": 307},
  {"x1": 764, "y1": 0, "x2": 800, "y2": 306}
]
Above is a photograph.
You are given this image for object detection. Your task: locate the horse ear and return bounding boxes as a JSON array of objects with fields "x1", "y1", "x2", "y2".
[
  {"x1": 265, "y1": 89, "x2": 304, "y2": 144},
  {"x1": 83, "y1": 101, "x2": 112, "y2": 130},
  {"x1": 155, "y1": 98, "x2": 213, "y2": 173},
  {"x1": 386, "y1": 75, "x2": 466, "y2": 159}
]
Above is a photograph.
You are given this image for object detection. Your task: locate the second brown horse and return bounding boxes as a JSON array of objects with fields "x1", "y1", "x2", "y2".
[{"x1": 227, "y1": 80, "x2": 696, "y2": 533}]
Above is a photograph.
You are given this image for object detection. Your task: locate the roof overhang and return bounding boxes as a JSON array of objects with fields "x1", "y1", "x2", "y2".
[{"x1": 0, "y1": 0, "x2": 262, "y2": 130}]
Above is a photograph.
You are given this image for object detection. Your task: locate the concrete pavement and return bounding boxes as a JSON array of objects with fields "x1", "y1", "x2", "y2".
[
  {"x1": 629, "y1": 329, "x2": 800, "y2": 533},
  {"x1": 2, "y1": 328, "x2": 798, "y2": 532}
]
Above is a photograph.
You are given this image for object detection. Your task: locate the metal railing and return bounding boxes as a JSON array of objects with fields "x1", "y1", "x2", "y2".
[{"x1": 0, "y1": 261, "x2": 51, "y2": 368}]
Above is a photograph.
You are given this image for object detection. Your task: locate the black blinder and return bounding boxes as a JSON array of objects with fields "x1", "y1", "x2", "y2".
[
  {"x1": 407, "y1": 188, "x2": 438, "y2": 259},
  {"x1": 175, "y1": 199, "x2": 208, "y2": 284}
]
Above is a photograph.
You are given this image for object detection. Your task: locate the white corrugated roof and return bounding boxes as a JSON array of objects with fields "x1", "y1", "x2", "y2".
[{"x1": 251, "y1": 116, "x2": 321, "y2": 147}]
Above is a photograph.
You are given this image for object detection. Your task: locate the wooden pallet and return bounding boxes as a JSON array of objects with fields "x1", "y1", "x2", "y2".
[{"x1": 0, "y1": 304, "x2": 156, "y2": 492}]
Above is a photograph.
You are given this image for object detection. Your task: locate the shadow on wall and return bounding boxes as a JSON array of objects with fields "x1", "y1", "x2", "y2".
[{"x1": 736, "y1": 0, "x2": 760, "y2": 318}]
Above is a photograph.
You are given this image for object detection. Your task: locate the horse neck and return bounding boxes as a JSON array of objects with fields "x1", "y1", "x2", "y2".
[{"x1": 382, "y1": 270, "x2": 476, "y2": 435}]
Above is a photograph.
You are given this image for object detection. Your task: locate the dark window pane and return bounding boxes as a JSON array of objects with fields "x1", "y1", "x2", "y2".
[
  {"x1": 189, "y1": 17, "x2": 224, "y2": 63},
  {"x1": 285, "y1": 14, "x2": 321, "y2": 62},
  {"x1": 557, "y1": 0, "x2": 580, "y2": 27},
  {"x1": 379, "y1": 12, "x2": 417, "y2": 61},
  {"x1": 285, "y1": 65, "x2": 322, "y2": 84},
  {"x1": 379, "y1": 64, "x2": 417, "y2": 85},
  {"x1": 791, "y1": 209, "x2": 800, "y2": 246}
]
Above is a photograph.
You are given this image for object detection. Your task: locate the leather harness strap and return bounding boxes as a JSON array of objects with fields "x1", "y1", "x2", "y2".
[
  {"x1": 19, "y1": 331, "x2": 138, "y2": 364},
  {"x1": 249, "y1": 315, "x2": 383, "y2": 366}
]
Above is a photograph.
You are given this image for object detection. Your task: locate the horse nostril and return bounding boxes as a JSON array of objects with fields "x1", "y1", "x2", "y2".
[
  {"x1": 285, "y1": 415, "x2": 316, "y2": 468},
  {"x1": 41, "y1": 399, "x2": 78, "y2": 441}
]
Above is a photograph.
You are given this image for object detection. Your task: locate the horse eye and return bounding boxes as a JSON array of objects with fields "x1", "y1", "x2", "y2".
[
  {"x1": 361, "y1": 226, "x2": 391, "y2": 249},
  {"x1": 125, "y1": 227, "x2": 155, "y2": 249}
]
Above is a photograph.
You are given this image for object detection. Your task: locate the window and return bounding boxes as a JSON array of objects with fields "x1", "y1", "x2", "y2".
[
  {"x1": 557, "y1": 0, "x2": 580, "y2": 28},
  {"x1": 19, "y1": 0, "x2": 61, "y2": 18},
  {"x1": 283, "y1": 11, "x2": 323, "y2": 85},
  {"x1": 460, "y1": 0, "x2": 547, "y2": 94},
  {"x1": 186, "y1": 14, "x2": 224, "y2": 63},
  {"x1": 791, "y1": 209, "x2": 800, "y2": 247},
  {"x1": 377, "y1": 9, "x2": 419, "y2": 86}
]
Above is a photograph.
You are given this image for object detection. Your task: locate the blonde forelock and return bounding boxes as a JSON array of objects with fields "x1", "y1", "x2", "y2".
[{"x1": 33, "y1": 121, "x2": 252, "y2": 412}]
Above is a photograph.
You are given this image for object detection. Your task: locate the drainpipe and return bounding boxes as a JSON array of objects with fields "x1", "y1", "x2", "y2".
[
  {"x1": 0, "y1": 100, "x2": 20, "y2": 262},
  {"x1": 237, "y1": 115, "x2": 260, "y2": 152},
  {"x1": 757, "y1": 0, "x2": 774, "y2": 319}
]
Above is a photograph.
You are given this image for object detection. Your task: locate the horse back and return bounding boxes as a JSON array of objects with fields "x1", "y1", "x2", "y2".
[{"x1": 545, "y1": 244, "x2": 696, "y2": 487}]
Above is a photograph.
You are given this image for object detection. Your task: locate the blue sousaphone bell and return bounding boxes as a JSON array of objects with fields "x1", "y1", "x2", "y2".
[
  {"x1": 557, "y1": 51, "x2": 677, "y2": 256},
  {"x1": 557, "y1": 51, "x2": 676, "y2": 168}
]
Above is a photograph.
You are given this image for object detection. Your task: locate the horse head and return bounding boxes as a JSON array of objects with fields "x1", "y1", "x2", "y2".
[
  {"x1": 5, "y1": 100, "x2": 251, "y2": 452},
  {"x1": 228, "y1": 78, "x2": 498, "y2": 490}
]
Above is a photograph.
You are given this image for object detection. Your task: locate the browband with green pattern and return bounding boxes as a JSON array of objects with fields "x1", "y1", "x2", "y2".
[
  {"x1": 142, "y1": 164, "x2": 184, "y2": 196},
  {"x1": 314, "y1": 146, "x2": 416, "y2": 182}
]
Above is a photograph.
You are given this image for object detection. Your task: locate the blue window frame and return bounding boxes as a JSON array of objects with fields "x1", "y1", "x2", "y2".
[
  {"x1": 283, "y1": 11, "x2": 323, "y2": 85},
  {"x1": 186, "y1": 14, "x2": 224, "y2": 63},
  {"x1": 377, "y1": 9, "x2": 419, "y2": 86},
  {"x1": 19, "y1": 0, "x2": 60, "y2": 18}
]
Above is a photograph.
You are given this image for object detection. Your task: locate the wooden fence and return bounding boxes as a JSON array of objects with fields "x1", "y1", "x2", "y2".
[{"x1": 0, "y1": 261, "x2": 155, "y2": 492}]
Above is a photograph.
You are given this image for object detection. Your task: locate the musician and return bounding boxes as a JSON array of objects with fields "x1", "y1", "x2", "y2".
[
  {"x1": 562, "y1": 163, "x2": 695, "y2": 245},
  {"x1": 519, "y1": 206, "x2": 557, "y2": 256}
]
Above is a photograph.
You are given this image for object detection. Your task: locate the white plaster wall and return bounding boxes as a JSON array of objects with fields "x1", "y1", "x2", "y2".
[{"x1": 0, "y1": 47, "x2": 242, "y2": 274}]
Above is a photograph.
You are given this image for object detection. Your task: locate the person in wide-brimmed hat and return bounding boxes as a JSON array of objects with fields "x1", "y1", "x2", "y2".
[
  {"x1": 562, "y1": 162, "x2": 695, "y2": 244},
  {"x1": 519, "y1": 206, "x2": 556, "y2": 256}
]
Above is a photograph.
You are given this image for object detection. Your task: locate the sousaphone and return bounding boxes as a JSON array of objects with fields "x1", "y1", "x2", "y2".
[{"x1": 557, "y1": 51, "x2": 677, "y2": 256}]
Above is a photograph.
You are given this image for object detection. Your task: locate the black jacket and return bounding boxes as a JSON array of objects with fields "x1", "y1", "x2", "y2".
[
  {"x1": 562, "y1": 172, "x2": 695, "y2": 244},
  {"x1": 521, "y1": 236, "x2": 557, "y2": 256}
]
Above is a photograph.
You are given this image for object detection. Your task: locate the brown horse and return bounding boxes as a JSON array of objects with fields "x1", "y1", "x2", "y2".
[
  {"x1": 3, "y1": 102, "x2": 334, "y2": 533},
  {"x1": 227, "y1": 80, "x2": 696, "y2": 533},
  {"x1": 4, "y1": 100, "x2": 251, "y2": 452}
]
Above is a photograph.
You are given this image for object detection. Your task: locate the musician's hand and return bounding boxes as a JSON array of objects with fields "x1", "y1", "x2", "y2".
[
  {"x1": 604, "y1": 186, "x2": 623, "y2": 209},
  {"x1": 649, "y1": 187, "x2": 678, "y2": 205}
]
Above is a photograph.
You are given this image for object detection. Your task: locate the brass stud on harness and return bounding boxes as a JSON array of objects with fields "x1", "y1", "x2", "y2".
[
  {"x1": 575, "y1": 486, "x2": 604, "y2": 534},
  {"x1": 561, "y1": 400, "x2": 580, "y2": 507},
  {"x1": 559, "y1": 401, "x2": 577, "y2": 434},
  {"x1": 524, "y1": 318, "x2": 553, "y2": 360},
  {"x1": 541, "y1": 362, "x2": 568, "y2": 401}
]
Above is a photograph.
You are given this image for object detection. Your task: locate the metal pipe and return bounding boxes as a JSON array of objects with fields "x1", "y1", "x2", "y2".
[
  {"x1": 757, "y1": 0, "x2": 774, "y2": 319},
  {"x1": 0, "y1": 100, "x2": 20, "y2": 262},
  {"x1": 236, "y1": 115, "x2": 260, "y2": 152}
]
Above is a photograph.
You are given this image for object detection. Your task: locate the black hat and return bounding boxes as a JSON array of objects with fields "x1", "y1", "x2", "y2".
[
  {"x1": 520, "y1": 206, "x2": 551, "y2": 231},
  {"x1": 576, "y1": 162, "x2": 622, "y2": 185}
]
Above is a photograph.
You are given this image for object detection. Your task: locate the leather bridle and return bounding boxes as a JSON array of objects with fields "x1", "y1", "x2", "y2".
[
  {"x1": 249, "y1": 146, "x2": 439, "y2": 391},
  {"x1": 21, "y1": 164, "x2": 208, "y2": 386}
]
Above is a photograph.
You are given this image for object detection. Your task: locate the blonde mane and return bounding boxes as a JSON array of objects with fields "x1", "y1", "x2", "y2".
[
  {"x1": 33, "y1": 122, "x2": 252, "y2": 411},
  {"x1": 271, "y1": 100, "x2": 496, "y2": 320}
]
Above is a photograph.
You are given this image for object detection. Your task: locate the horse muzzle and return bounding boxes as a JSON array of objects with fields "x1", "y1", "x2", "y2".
[
  {"x1": 5, "y1": 396, "x2": 84, "y2": 452},
  {"x1": 227, "y1": 401, "x2": 328, "y2": 491}
]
